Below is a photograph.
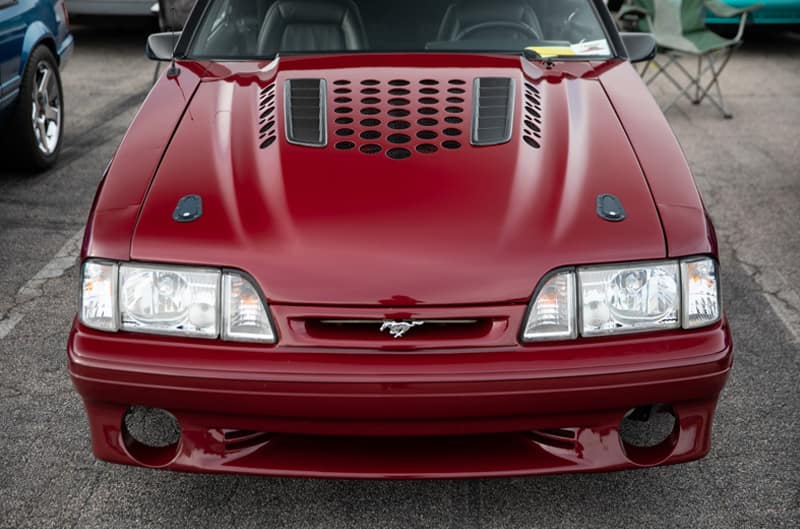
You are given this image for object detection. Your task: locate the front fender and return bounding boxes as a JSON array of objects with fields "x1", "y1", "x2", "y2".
[{"x1": 19, "y1": 21, "x2": 57, "y2": 76}]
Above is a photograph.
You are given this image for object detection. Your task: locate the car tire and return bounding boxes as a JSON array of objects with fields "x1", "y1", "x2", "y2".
[{"x1": 2, "y1": 45, "x2": 64, "y2": 172}]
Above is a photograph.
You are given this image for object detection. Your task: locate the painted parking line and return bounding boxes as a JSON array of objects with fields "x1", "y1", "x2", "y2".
[{"x1": 0, "y1": 229, "x2": 83, "y2": 340}]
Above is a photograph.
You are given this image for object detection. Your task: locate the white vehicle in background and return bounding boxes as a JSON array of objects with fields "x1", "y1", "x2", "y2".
[{"x1": 67, "y1": 0, "x2": 155, "y2": 16}]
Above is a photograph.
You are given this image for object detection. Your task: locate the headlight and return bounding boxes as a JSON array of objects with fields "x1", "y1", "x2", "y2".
[
  {"x1": 79, "y1": 260, "x2": 277, "y2": 343},
  {"x1": 579, "y1": 262, "x2": 680, "y2": 337},
  {"x1": 119, "y1": 265, "x2": 220, "y2": 338},
  {"x1": 521, "y1": 257, "x2": 721, "y2": 342}
]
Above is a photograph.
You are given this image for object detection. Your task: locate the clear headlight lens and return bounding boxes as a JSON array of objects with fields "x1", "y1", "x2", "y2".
[
  {"x1": 522, "y1": 257, "x2": 721, "y2": 342},
  {"x1": 579, "y1": 262, "x2": 680, "y2": 337},
  {"x1": 682, "y1": 258, "x2": 720, "y2": 329},
  {"x1": 522, "y1": 272, "x2": 576, "y2": 341},
  {"x1": 80, "y1": 261, "x2": 117, "y2": 331},
  {"x1": 119, "y1": 265, "x2": 220, "y2": 338},
  {"x1": 79, "y1": 260, "x2": 276, "y2": 343},
  {"x1": 222, "y1": 273, "x2": 276, "y2": 343}
]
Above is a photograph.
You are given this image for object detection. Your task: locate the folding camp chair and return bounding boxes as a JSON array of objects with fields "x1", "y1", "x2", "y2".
[
  {"x1": 618, "y1": 0, "x2": 762, "y2": 118},
  {"x1": 151, "y1": 0, "x2": 195, "y2": 83}
]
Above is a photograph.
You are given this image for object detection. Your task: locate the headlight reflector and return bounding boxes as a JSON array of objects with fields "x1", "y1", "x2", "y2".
[
  {"x1": 579, "y1": 263, "x2": 680, "y2": 337},
  {"x1": 222, "y1": 273, "x2": 276, "y2": 343},
  {"x1": 682, "y1": 258, "x2": 720, "y2": 329},
  {"x1": 119, "y1": 265, "x2": 220, "y2": 338}
]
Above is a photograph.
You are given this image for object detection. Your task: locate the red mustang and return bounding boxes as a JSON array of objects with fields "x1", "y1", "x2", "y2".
[{"x1": 69, "y1": 0, "x2": 730, "y2": 478}]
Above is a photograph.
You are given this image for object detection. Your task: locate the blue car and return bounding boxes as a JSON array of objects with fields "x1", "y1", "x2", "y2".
[{"x1": 0, "y1": 0, "x2": 73, "y2": 171}]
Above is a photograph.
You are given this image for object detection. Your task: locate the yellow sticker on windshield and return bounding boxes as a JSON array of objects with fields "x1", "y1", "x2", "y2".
[{"x1": 526, "y1": 46, "x2": 576, "y2": 58}]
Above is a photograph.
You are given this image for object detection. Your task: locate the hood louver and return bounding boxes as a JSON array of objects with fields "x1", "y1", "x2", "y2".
[
  {"x1": 284, "y1": 79, "x2": 327, "y2": 147},
  {"x1": 471, "y1": 77, "x2": 515, "y2": 146}
]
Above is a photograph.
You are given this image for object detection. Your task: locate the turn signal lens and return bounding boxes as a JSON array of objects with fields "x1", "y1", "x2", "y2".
[
  {"x1": 522, "y1": 272, "x2": 576, "y2": 341},
  {"x1": 80, "y1": 260, "x2": 118, "y2": 331},
  {"x1": 222, "y1": 273, "x2": 276, "y2": 343},
  {"x1": 682, "y1": 258, "x2": 721, "y2": 329}
]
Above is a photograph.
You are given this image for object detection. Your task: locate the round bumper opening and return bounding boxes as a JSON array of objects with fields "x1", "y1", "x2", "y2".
[
  {"x1": 619, "y1": 404, "x2": 679, "y2": 466},
  {"x1": 121, "y1": 406, "x2": 182, "y2": 467}
]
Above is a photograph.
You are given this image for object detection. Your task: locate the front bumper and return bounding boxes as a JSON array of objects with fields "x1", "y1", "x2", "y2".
[{"x1": 68, "y1": 319, "x2": 733, "y2": 479}]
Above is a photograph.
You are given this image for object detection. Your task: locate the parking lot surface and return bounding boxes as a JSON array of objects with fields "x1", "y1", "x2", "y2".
[{"x1": 0, "y1": 20, "x2": 798, "y2": 529}]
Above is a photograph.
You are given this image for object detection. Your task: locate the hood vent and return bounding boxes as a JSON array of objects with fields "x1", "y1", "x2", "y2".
[
  {"x1": 522, "y1": 81, "x2": 543, "y2": 149},
  {"x1": 471, "y1": 77, "x2": 515, "y2": 146},
  {"x1": 329, "y1": 78, "x2": 469, "y2": 159},
  {"x1": 285, "y1": 79, "x2": 327, "y2": 147},
  {"x1": 258, "y1": 83, "x2": 277, "y2": 149}
]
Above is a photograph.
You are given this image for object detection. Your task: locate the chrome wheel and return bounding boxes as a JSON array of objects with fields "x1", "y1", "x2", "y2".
[{"x1": 30, "y1": 61, "x2": 62, "y2": 156}]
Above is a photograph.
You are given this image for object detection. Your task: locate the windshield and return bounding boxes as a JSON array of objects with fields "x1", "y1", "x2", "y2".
[{"x1": 188, "y1": 0, "x2": 612, "y2": 60}]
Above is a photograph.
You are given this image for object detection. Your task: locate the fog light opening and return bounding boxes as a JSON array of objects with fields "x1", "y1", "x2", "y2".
[
  {"x1": 121, "y1": 406, "x2": 182, "y2": 467},
  {"x1": 619, "y1": 404, "x2": 679, "y2": 466}
]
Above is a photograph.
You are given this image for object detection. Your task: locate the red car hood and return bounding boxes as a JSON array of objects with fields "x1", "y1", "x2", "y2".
[{"x1": 131, "y1": 56, "x2": 665, "y2": 306}]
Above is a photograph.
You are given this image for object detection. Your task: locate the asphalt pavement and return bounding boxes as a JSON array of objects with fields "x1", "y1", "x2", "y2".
[{"x1": 0, "y1": 20, "x2": 798, "y2": 529}]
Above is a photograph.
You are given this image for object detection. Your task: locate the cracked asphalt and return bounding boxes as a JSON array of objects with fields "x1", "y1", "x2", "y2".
[{"x1": 1, "y1": 20, "x2": 798, "y2": 529}]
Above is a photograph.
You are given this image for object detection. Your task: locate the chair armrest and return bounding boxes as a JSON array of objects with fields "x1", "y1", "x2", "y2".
[
  {"x1": 703, "y1": 0, "x2": 763, "y2": 18},
  {"x1": 617, "y1": 5, "x2": 651, "y2": 18}
]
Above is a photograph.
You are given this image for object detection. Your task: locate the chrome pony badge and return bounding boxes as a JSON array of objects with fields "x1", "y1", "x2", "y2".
[{"x1": 380, "y1": 320, "x2": 424, "y2": 339}]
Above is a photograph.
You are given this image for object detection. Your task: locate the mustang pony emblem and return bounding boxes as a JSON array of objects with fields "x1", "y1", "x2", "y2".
[{"x1": 380, "y1": 320, "x2": 424, "y2": 339}]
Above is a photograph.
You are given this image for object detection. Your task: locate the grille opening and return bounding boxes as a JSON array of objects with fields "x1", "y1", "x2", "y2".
[
  {"x1": 215, "y1": 429, "x2": 273, "y2": 452},
  {"x1": 389, "y1": 98, "x2": 411, "y2": 106},
  {"x1": 361, "y1": 79, "x2": 380, "y2": 86},
  {"x1": 528, "y1": 429, "x2": 579, "y2": 450},
  {"x1": 362, "y1": 97, "x2": 381, "y2": 105},
  {"x1": 442, "y1": 140, "x2": 461, "y2": 149},
  {"x1": 417, "y1": 130, "x2": 438, "y2": 140},
  {"x1": 448, "y1": 87, "x2": 466, "y2": 94},
  {"x1": 523, "y1": 136, "x2": 540, "y2": 149},
  {"x1": 334, "y1": 87, "x2": 351, "y2": 94},
  {"x1": 305, "y1": 318, "x2": 493, "y2": 341},
  {"x1": 449, "y1": 79, "x2": 466, "y2": 85},
  {"x1": 419, "y1": 107, "x2": 438, "y2": 115},
  {"x1": 334, "y1": 97, "x2": 352, "y2": 104},
  {"x1": 418, "y1": 118, "x2": 438, "y2": 126},
  {"x1": 361, "y1": 87, "x2": 380, "y2": 95},
  {"x1": 362, "y1": 107, "x2": 380, "y2": 115},
  {"x1": 420, "y1": 87, "x2": 439, "y2": 95},
  {"x1": 335, "y1": 107, "x2": 353, "y2": 114},
  {"x1": 389, "y1": 88, "x2": 411, "y2": 96},
  {"x1": 387, "y1": 147, "x2": 411, "y2": 159},
  {"x1": 388, "y1": 120, "x2": 411, "y2": 130},
  {"x1": 420, "y1": 79, "x2": 439, "y2": 85},
  {"x1": 388, "y1": 109, "x2": 411, "y2": 117},
  {"x1": 333, "y1": 80, "x2": 350, "y2": 85},
  {"x1": 361, "y1": 118, "x2": 381, "y2": 127},
  {"x1": 389, "y1": 79, "x2": 410, "y2": 86},
  {"x1": 444, "y1": 116, "x2": 463, "y2": 124},
  {"x1": 257, "y1": 84, "x2": 277, "y2": 149},
  {"x1": 336, "y1": 141, "x2": 355, "y2": 150},
  {"x1": 361, "y1": 130, "x2": 381, "y2": 140},
  {"x1": 361, "y1": 144, "x2": 382, "y2": 154},
  {"x1": 335, "y1": 128, "x2": 355, "y2": 136},
  {"x1": 443, "y1": 128, "x2": 462, "y2": 136},
  {"x1": 419, "y1": 97, "x2": 438, "y2": 105},
  {"x1": 447, "y1": 97, "x2": 465, "y2": 104},
  {"x1": 335, "y1": 117, "x2": 354, "y2": 125}
]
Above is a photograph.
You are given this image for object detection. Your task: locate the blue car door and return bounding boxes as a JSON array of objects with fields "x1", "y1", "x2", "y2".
[{"x1": 0, "y1": 0, "x2": 27, "y2": 103}]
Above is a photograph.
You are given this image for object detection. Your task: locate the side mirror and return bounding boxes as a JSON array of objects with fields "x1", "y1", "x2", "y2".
[
  {"x1": 620, "y1": 32, "x2": 657, "y2": 63},
  {"x1": 146, "y1": 32, "x2": 181, "y2": 61}
]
